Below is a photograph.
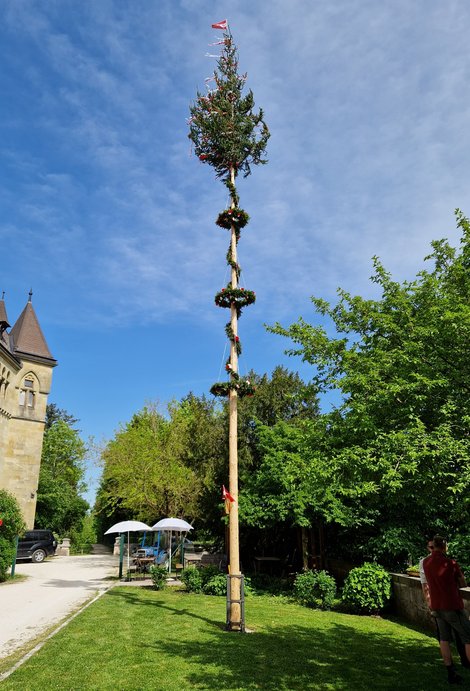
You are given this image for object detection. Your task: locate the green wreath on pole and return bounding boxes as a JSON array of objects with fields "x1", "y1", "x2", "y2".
[
  {"x1": 214, "y1": 287, "x2": 256, "y2": 310},
  {"x1": 210, "y1": 380, "x2": 256, "y2": 398},
  {"x1": 216, "y1": 208, "x2": 250, "y2": 230}
]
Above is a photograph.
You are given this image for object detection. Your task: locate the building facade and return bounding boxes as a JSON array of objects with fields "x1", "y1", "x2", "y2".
[{"x1": 0, "y1": 293, "x2": 57, "y2": 528}]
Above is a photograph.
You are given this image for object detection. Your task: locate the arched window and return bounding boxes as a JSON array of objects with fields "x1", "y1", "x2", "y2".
[{"x1": 19, "y1": 374, "x2": 38, "y2": 410}]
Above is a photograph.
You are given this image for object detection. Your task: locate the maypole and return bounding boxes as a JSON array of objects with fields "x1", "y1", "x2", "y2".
[{"x1": 188, "y1": 19, "x2": 269, "y2": 631}]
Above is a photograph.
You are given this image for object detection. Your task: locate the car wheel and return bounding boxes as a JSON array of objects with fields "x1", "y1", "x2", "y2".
[{"x1": 31, "y1": 549, "x2": 46, "y2": 563}]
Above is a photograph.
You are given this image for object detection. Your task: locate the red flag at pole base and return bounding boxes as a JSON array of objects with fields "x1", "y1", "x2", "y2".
[
  {"x1": 211, "y1": 19, "x2": 228, "y2": 30},
  {"x1": 222, "y1": 485, "x2": 235, "y2": 502}
]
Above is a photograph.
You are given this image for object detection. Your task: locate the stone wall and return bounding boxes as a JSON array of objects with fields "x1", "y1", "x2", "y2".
[
  {"x1": 0, "y1": 359, "x2": 53, "y2": 528},
  {"x1": 328, "y1": 558, "x2": 470, "y2": 632},
  {"x1": 391, "y1": 573, "x2": 470, "y2": 631}
]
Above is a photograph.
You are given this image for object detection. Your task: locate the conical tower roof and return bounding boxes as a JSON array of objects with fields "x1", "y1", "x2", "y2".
[
  {"x1": 10, "y1": 294, "x2": 56, "y2": 364},
  {"x1": 0, "y1": 293, "x2": 10, "y2": 329}
]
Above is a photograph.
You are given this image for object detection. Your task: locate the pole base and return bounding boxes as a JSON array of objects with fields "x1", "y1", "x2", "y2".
[{"x1": 225, "y1": 574, "x2": 245, "y2": 633}]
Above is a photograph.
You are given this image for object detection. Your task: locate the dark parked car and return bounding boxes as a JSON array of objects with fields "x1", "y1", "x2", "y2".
[{"x1": 17, "y1": 530, "x2": 57, "y2": 563}]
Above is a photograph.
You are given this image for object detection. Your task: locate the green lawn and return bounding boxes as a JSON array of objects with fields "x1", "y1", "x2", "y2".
[{"x1": 0, "y1": 586, "x2": 460, "y2": 690}]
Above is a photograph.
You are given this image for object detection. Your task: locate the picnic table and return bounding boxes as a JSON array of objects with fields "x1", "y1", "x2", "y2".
[
  {"x1": 133, "y1": 556, "x2": 155, "y2": 572},
  {"x1": 125, "y1": 556, "x2": 155, "y2": 580}
]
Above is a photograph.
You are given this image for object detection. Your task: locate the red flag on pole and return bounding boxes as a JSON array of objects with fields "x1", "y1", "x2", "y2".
[
  {"x1": 222, "y1": 485, "x2": 235, "y2": 502},
  {"x1": 211, "y1": 19, "x2": 228, "y2": 30}
]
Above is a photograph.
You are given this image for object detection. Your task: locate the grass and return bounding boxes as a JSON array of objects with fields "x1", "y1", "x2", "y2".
[
  {"x1": 0, "y1": 590, "x2": 107, "y2": 677},
  {"x1": 0, "y1": 574, "x2": 28, "y2": 586},
  {"x1": 0, "y1": 586, "x2": 460, "y2": 690}
]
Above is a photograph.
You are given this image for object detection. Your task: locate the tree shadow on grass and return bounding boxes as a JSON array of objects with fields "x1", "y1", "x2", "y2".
[
  {"x1": 105, "y1": 589, "x2": 454, "y2": 690},
  {"x1": 144, "y1": 621, "x2": 449, "y2": 691}
]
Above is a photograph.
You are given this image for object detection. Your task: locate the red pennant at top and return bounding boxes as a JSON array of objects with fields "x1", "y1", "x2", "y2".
[{"x1": 211, "y1": 19, "x2": 228, "y2": 30}]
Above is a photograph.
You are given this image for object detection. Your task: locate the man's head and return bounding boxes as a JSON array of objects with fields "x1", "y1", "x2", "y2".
[
  {"x1": 432, "y1": 535, "x2": 447, "y2": 552},
  {"x1": 426, "y1": 538, "x2": 434, "y2": 553}
]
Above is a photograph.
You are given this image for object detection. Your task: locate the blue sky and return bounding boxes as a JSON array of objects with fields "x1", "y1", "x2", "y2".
[{"x1": 2, "y1": 1, "x2": 470, "y2": 504}]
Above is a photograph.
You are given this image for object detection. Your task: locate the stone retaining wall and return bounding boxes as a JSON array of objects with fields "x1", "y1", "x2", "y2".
[
  {"x1": 327, "y1": 559, "x2": 470, "y2": 632},
  {"x1": 390, "y1": 573, "x2": 470, "y2": 631}
]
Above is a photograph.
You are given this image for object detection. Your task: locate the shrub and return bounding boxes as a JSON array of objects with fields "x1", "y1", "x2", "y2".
[
  {"x1": 203, "y1": 574, "x2": 227, "y2": 596},
  {"x1": 149, "y1": 565, "x2": 167, "y2": 590},
  {"x1": 342, "y1": 562, "x2": 392, "y2": 614},
  {"x1": 202, "y1": 574, "x2": 253, "y2": 597},
  {"x1": 181, "y1": 566, "x2": 203, "y2": 593},
  {"x1": 293, "y1": 569, "x2": 337, "y2": 610},
  {"x1": 200, "y1": 564, "x2": 220, "y2": 586},
  {"x1": 0, "y1": 489, "x2": 26, "y2": 582}
]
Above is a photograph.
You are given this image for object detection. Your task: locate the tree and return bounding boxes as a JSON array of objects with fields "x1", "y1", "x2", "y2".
[
  {"x1": 189, "y1": 22, "x2": 269, "y2": 628},
  {"x1": 0, "y1": 489, "x2": 25, "y2": 581},
  {"x1": 45, "y1": 403, "x2": 78, "y2": 431},
  {"x1": 239, "y1": 419, "x2": 375, "y2": 531},
  {"x1": 268, "y1": 211, "x2": 470, "y2": 566},
  {"x1": 36, "y1": 410, "x2": 88, "y2": 535},
  {"x1": 239, "y1": 366, "x2": 319, "y2": 427},
  {"x1": 97, "y1": 404, "x2": 202, "y2": 527},
  {"x1": 236, "y1": 366, "x2": 319, "y2": 472},
  {"x1": 166, "y1": 394, "x2": 226, "y2": 538}
]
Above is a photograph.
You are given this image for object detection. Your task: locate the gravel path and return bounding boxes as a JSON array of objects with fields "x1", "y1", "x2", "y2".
[{"x1": 0, "y1": 554, "x2": 119, "y2": 660}]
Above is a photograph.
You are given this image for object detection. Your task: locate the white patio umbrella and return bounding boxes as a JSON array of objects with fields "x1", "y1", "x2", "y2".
[
  {"x1": 104, "y1": 520, "x2": 152, "y2": 572},
  {"x1": 151, "y1": 518, "x2": 193, "y2": 572}
]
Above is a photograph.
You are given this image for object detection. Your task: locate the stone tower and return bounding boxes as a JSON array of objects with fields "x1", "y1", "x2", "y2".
[{"x1": 0, "y1": 293, "x2": 57, "y2": 528}]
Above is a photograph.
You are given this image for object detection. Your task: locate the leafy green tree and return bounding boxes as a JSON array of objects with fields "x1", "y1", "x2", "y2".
[
  {"x1": 45, "y1": 403, "x2": 78, "y2": 431},
  {"x1": 36, "y1": 411, "x2": 88, "y2": 535},
  {"x1": 69, "y1": 514, "x2": 97, "y2": 554},
  {"x1": 236, "y1": 366, "x2": 319, "y2": 471},
  {"x1": 166, "y1": 394, "x2": 226, "y2": 537},
  {"x1": 267, "y1": 211, "x2": 470, "y2": 566},
  {"x1": 97, "y1": 404, "x2": 202, "y2": 527},
  {"x1": 238, "y1": 366, "x2": 318, "y2": 429},
  {"x1": 0, "y1": 489, "x2": 25, "y2": 581},
  {"x1": 238, "y1": 419, "x2": 377, "y2": 530}
]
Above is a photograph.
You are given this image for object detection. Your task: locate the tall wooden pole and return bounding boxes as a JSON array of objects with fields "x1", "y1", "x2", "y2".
[
  {"x1": 228, "y1": 165, "x2": 241, "y2": 628},
  {"x1": 188, "y1": 27, "x2": 269, "y2": 631}
]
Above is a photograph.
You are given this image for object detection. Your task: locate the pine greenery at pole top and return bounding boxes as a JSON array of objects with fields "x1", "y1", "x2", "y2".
[
  {"x1": 189, "y1": 25, "x2": 268, "y2": 401},
  {"x1": 188, "y1": 31, "x2": 270, "y2": 182}
]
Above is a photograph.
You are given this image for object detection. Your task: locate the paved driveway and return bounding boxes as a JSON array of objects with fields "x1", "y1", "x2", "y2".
[{"x1": 0, "y1": 554, "x2": 119, "y2": 660}]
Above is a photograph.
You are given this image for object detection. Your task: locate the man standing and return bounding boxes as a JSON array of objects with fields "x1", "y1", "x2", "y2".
[
  {"x1": 420, "y1": 537, "x2": 470, "y2": 675},
  {"x1": 423, "y1": 535, "x2": 470, "y2": 685}
]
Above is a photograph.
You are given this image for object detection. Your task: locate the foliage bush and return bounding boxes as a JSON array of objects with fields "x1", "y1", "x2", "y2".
[
  {"x1": 0, "y1": 489, "x2": 26, "y2": 582},
  {"x1": 182, "y1": 565, "x2": 249, "y2": 596},
  {"x1": 181, "y1": 565, "x2": 220, "y2": 593},
  {"x1": 293, "y1": 569, "x2": 337, "y2": 610},
  {"x1": 149, "y1": 565, "x2": 168, "y2": 590},
  {"x1": 342, "y1": 562, "x2": 392, "y2": 614},
  {"x1": 200, "y1": 564, "x2": 220, "y2": 585},
  {"x1": 203, "y1": 574, "x2": 227, "y2": 596},
  {"x1": 181, "y1": 566, "x2": 203, "y2": 593},
  {"x1": 200, "y1": 573, "x2": 254, "y2": 597}
]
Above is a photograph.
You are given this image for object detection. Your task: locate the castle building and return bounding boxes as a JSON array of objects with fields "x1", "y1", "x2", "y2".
[{"x1": 0, "y1": 292, "x2": 57, "y2": 528}]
